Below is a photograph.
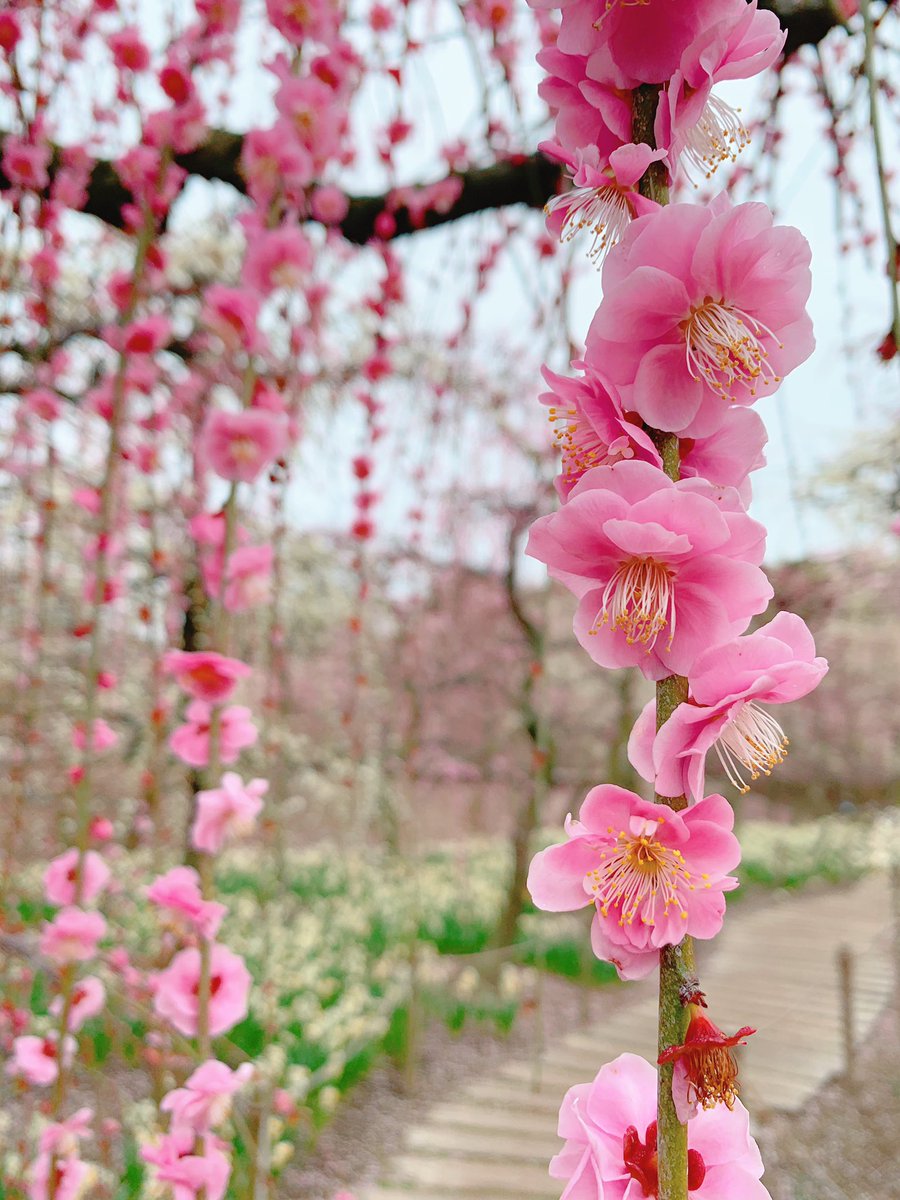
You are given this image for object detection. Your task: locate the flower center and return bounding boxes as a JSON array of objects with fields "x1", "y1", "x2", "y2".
[
  {"x1": 623, "y1": 1122, "x2": 706, "y2": 1197},
  {"x1": 682, "y1": 93, "x2": 749, "y2": 181},
  {"x1": 590, "y1": 557, "x2": 675, "y2": 650},
  {"x1": 586, "y1": 828, "x2": 690, "y2": 926},
  {"x1": 715, "y1": 700, "x2": 789, "y2": 794},
  {"x1": 545, "y1": 404, "x2": 634, "y2": 485},
  {"x1": 545, "y1": 182, "x2": 633, "y2": 266},
  {"x1": 683, "y1": 296, "x2": 782, "y2": 400}
]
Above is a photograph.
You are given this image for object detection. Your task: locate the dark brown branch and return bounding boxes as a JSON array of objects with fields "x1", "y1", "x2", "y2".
[{"x1": 0, "y1": 0, "x2": 850, "y2": 242}]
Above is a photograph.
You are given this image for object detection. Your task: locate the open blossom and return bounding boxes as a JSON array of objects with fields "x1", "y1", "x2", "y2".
[
  {"x1": 585, "y1": 197, "x2": 814, "y2": 437},
  {"x1": 27, "y1": 1155, "x2": 92, "y2": 1200},
  {"x1": 526, "y1": 460, "x2": 772, "y2": 680},
  {"x1": 201, "y1": 285, "x2": 261, "y2": 353},
  {"x1": 162, "y1": 649, "x2": 252, "y2": 703},
  {"x1": 142, "y1": 1130, "x2": 231, "y2": 1200},
  {"x1": 223, "y1": 544, "x2": 274, "y2": 612},
  {"x1": 659, "y1": 992, "x2": 756, "y2": 1122},
  {"x1": 169, "y1": 701, "x2": 258, "y2": 768},
  {"x1": 40, "y1": 908, "x2": 106, "y2": 964},
  {"x1": 161, "y1": 1060, "x2": 253, "y2": 1133},
  {"x1": 551, "y1": 1053, "x2": 770, "y2": 1199},
  {"x1": 147, "y1": 867, "x2": 227, "y2": 939},
  {"x1": 192, "y1": 772, "x2": 268, "y2": 854},
  {"x1": 50, "y1": 976, "x2": 106, "y2": 1032},
  {"x1": 198, "y1": 408, "x2": 286, "y2": 484},
  {"x1": 628, "y1": 612, "x2": 828, "y2": 800},
  {"x1": 242, "y1": 221, "x2": 313, "y2": 293},
  {"x1": 43, "y1": 849, "x2": 110, "y2": 906},
  {"x1": 153, "y1": 943, "x2": 251, "y2": 1037},
  {"x1": 7, "y1": 1034, "x2": 76, "y2": 1087},
  {"x1": 537, "y1": 46, "x2": 631, "y2": 172},
  {"x1": 527, "y1": 785, "x2": 739, "y2": 980}
]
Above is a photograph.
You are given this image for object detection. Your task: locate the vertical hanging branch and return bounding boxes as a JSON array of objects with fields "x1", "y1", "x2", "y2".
[{"x1": 632, "y1": 82, "x2": 693, "y2": 1200}]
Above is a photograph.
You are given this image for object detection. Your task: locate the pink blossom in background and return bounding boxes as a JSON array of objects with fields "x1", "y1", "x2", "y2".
[
  {"x1": 108, "y1": 26, "x2": 151, "y2": 72},
  {"x1": 223, "y1": 545, "x2": 274, "y2": 612},
  {"x1": 142, "y1": 1130, "x2": 231, "y2": 1200},
  {"x1": 628, "y1": 611, "x2": 829, "y2": 800},
  {"x1": 201, "y1": 285, "x2": 261, "y2": 353},
  {"x1": 161, "y1": 1060, "x2": 254, "y2": 1133},
  {"x1": 24, "y1": 388, "x2": 62, "y2": 421},
  {"x1": 585, "y1": 197, "x2": 814, "y2": 436},
  {"x1": 147, "y1": 867, "x2": 227, "y2": 939},
  {"x1": 242, "y1": 221, "x2": 313, "y2": 293},
  {"x1": 122, "y1": 314, "x2": 172, "y2": 355},
  {"x1": 153, "y1": 943, "x2": 251, "y2": 1037},
  {"x1": 27, "y1": 1155, "x2": 92, "y2": 1200},
  {"x1": 551, "y1": 1053, "x2": 770, "y2": 1199},
  {"x1": 192, "y1": 772, "x2": 268, "y2": 854},
  {"x1": 43, "y1": 848, "x2": 111, "y2": 906},
  {"x1": 169, "y1": 701, "x2": 258, "y2": 768},
  {"x1": 526, "y1": 459, "x2": 772, "y2": 679},
  {"x1": 198, "y1": 408, "x2": 285, "y2": 484},
  {"x1": 7, "y1": 1034, "x2": 76, "y2": 1087},
  {"x1": 50, "y1": 976, "x2": 106, "y2": 1032},
  {"x1": 39, "y1": 908, "x2": 107, "y2": 964},
  {"x1": 162, "y1": 649, "x2": 252, "y2": 703},
  {"x1": 310, "y1": 184, "x2": 349, "y2": 224},
  {"x1": 2, "y1": 136, "x2": 51, "y2": 191},
  {"x1": 527, "y1": 785, "x2": 739, "y2": 980},
  {"x1": 72, "y1": 718, "x2": 118, "y2": 753},
  {"x1": 37, "y1": 1107, "x2": 94, "y2": 1155}
]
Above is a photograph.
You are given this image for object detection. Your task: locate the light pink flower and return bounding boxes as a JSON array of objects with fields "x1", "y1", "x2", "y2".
[
  {"x1": 169, "y1": 702, "x2": 258, "y2": 768},
  {"x1": 27, "y1": 1155, "x2": 92, "y2": 1200},
  {"x1": 50, "y1": 976, "x2": 106, "y2": 1032},
  {"x1": 38, "y1": 1106, "x2": 94, "y2": 1155},
  {"x1": 223, "y1": 545, "x2": 273, "y2": 612},
  {"x1": 266, "y1": 0, "x2": 342, "y2": 46},
  {"x1": 2, "y1": 136, "x2": 51, "y2": 190},
  {"x1": 153, "y1": 944, "x2": 251, "y2": 1037},
  {"x1": 24, "y1": 388, "x2": 62, "y2": 421},
  {"x1": 147, "y1": 867, "x2": 227, "y2": 939},
  {"x1": 201, "y1": 285, "x2": 261, "y2": 353},
  {"x1": 525, "y1": 460, "x2": 772, "y2": 680},
  {"x1": 43, "y1": 849, "x2": 110, "y2": 907},
  {"x1": 161, "y1": 1060, "x2": 253, "y2": 1133},
  {"x1": 40, "y1": 908, "x2": 106, "y2": 965},
  {"x1": 192, "y1": 772, "x2": 268, "y2": 854},
  {"x1": 198, "y1": 409, "x2": 285, "y2": 484},
  {"x1": 142, "y1": 1130, "x2": 231, "y2": 1200},
  {"x1": 629, "y1": 612, "x2": 828, "y2": 801},
  {"x1": 162, "y1": 650, "x2": 252, "y2": 703},
  {"x1": 7, "y1": 1034, "x2": 76, "y2": 1087},
  {"x1": 551, "y1": 1052, "x2": 770, "y2": 1199},
  {"x1": 585, "y1": 196, "x2": 814, "y2": 437},
  {"x1": 242, "y1": 222, "x2": 313, "y2": 293},
  {"x1": 528, "y1": 785, "x2": 739, "y2": 980},
  {"x1": 72, "y1": 718, "x2": 118, "y2": 753}
]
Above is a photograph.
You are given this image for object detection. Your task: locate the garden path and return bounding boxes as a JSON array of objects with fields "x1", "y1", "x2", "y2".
[{"x1": 362, "y1": 871, "x2": 896, "y2": 1200}]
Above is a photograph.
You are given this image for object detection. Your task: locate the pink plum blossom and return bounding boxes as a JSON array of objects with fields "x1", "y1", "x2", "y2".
[
  {"x1": 629, "y1": 612, "x2": 828, "y2": 800},
  {"x1": 192, "y1": 772, "x2": 268, "y2": 854},
  {"x1": 7, "y1": 1034, "x2": 76, "y2": 1086},
  {"x1": 223, "y1": 545, "x2": 274, "y2": 612},
  {"x1": 27, "y1": 1155, "x2": 92, "y2": 1200},
  {"x1": 147, "y1": 867, "x2": 227, "y2": 939},
  {"x1": 43, "y1": 849, "x2": 110, "y2": 906},
  {"x1": 50, "y1": 976, "x2": 106, "y2": 1032},
  {"x1": 551, "y1": 1052, "x2": 770, "y2": 1199},
  {"x1": 161, "y1": 1060, "x2": 254, "y2": 1133},
  {"x1": 585, "y1": 196, "x2": 814, "y2": 437},
  {"x1": 198, "y1": 409, "x2": 285, "y2": 483},
  {"x1": 527, "y1": 785, "x2": 739, "y2": 980},
  {"x1": 141, "y1": 1130, "x2": 231, "y2": 1200},
  {"x1": 38, "y1": 1107, "x2": 94, "y2": 1155},
  {"x1": 201, "y1": 285, "x2": 261, "y2": 353},
  {"x1": 162, "y1": 649, "x2": 252, "y2": 702},
  {"x1": 72, "y1": 718, "x2": 118, "y2": 753},
  {"x1": 169, "y1": 702, "x2": 258, "y2": 768},
  {"x1": 242, "y1": 222, "x2": 313, "y2": 293},
  {"x1": 153, "y1": 943, "x2": 251, "y2": 1037},
  {"x1": 40, "y1": 908, "x2": 107, "y2": 964},
  {"x1": 536, "y1": 46, "x2": 631, "y2": 171},
  {"x1": 525, "y1": 459, "x2": 772, "y2": 679}
]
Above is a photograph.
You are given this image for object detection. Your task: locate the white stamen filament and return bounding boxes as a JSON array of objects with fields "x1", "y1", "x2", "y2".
[
  {"x1": 545, "y1": 183, "x2": 633, "y2": 267},
  {"x1": 714, "y1": 700, "x2": 789, "y2": 795},
  {"x1": 682, "y1": 93, "x2": 749, "y2": 181},
  {"x1": 545, "y1": 404, "x2": 633, "y2": 484},
  {"x1": 587, "y1": 831, "x2": 692, "y2": 926},
  {"x1": 684, "y1": 299, "x2": 782, "y2": 400},
  {"x1": 590, "y1": 557, "x2": 676, "y2": 650}
]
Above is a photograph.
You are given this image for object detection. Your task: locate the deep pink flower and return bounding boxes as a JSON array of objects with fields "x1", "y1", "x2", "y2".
[
  {"x1": 40, "y1": 908, "x2": 106, "y2": 964},
  {"x1": 72, "y1": 718, "x2": 118, "y2": 753},
  {"x1": 2, "y1": 137, "x2": 51, "y2": 190},
  {"x1": 537, "y1": 46, "x2": 631, "y2": 171},
  {"x1": 161, "y1": 1060, "x2": 253, "y2": 1133},
  {"x1": 108, "y1": 26, "x2": 151, "y2": 72},
  {"x1": 153, "y1": 944, "x2": 251, "y2": 1037},
  {"x1": 192, "y1": 772, "x2": 268, "y2": 854},
  {"x1": 585, "y1": 197, "x2": 814, "y2": 437},
  {"x1": 198, "y1": 409, "x2": 285, "y2": 484},
  {"x1": 551, "y1": 1053, "x2": 770, "y2": 1199},
  {"x1": 169, "y1": 701, "x2": 258, "y2": 768},
  {"x1": 50, "y1": 976, "x2": 106, "y2": 1032},
  {"x1": 527, "y1": 785, "x2": 739, "y2": 980},
  {"x1": 43, "y1": 849, "x2": 110, "y2": 907},
  {"x1": 7, "y1": 1034, "x2": 76, "y2": 1087},
  {"x1": 147, "y1": 867, "x2": 227, "y2": 939},
  {"x1": 629, "y1": 612, "x2": 828, "y2": 800},
  {"x1": 526, "y1": 460, "x2": 772, "y2": 679},
  {"x1": 659, "y1": 994, "x2": 756, "y2": 1122},
  {"x1": 142, "y1": 1129, "x2": 231, "y2": 1200},
  {"x1": 162, "y1": 649, "x2": 252, "y2": 703}
]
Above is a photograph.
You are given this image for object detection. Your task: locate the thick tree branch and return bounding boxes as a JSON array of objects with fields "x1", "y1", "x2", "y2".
[{"x1": 0, "y1": 0, "x2": 849, "y2": 242}]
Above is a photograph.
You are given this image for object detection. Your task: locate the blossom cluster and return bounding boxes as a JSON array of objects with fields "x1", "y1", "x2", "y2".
[{"x1": 523, "y1": 1, "x2": 829, "y2": 1195}]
